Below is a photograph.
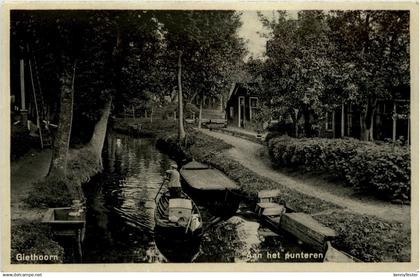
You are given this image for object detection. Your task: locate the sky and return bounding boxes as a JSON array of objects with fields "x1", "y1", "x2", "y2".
[{"x1": 238, "y1": 10, "x2": 298, "y2": 60}]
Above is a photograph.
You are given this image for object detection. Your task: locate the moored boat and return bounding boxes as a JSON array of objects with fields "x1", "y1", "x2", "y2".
[{"x1": 180, "y1": 161, "x2": 241, "y2": 218}]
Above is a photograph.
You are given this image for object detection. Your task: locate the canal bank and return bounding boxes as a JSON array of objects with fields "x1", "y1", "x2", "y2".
[
  {"x1": 11, "y1": 103, "x2": 112, "y2": 264},
  {"x1": 155, "y1": 129, "x2": 410, "y2": 262},
  {"x1": 81, "y1": 133, "x2": 323, "y2": 263}
]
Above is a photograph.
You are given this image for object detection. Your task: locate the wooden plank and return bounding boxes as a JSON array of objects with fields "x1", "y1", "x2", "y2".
[
  {"x1": 180, "y1": 167, "x2": 238, "y2": 190},
  {"x1": 262, "y1": 206, "x2": 286, "y2": 216},
  {"x1": 255, "y1": 202, "x2": 280, "y2": 216},
  {"x1": 256, "y1": 202, "x2": 281, "y2": 209},
  {"x1": 258, "y1": 189, "x2": 280, "y2": 199},
  {"x1": 257, "y1": 227, "x2": 279, "y2": 237},
  {"x1": 182, "y1": 161, "x2": 209, "y2": 170},
  {"x1": 280, "y1": 213, "x2": 337, "y2": 251}
]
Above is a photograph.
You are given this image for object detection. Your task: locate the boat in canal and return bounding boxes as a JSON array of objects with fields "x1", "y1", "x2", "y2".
[
  {"x1": 154, "y1": 190, "x2": 203, "y2": 240},
  {"x1": 180, "y1": 161, "x2": 241, "y2": 218},
  {"x1": 154, "y1": 185, "x2": 203, "y2": 262}
]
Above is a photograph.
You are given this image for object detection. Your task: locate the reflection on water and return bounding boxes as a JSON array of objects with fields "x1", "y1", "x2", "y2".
[
  {"x1": 83, "y1": 133, "x2": 169, "y2": 263},
  {"x1": 82, "y1": 132, "x2": 322, "y2": 263}
]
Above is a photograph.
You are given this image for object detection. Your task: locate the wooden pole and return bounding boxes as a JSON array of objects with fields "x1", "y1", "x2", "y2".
[
  {"x1": 198, "y1": 95, "x2": 203, "y2": 129},
  {"x1": 392, "y1": 101, "x2": 397, "y2": 142},
  {"x1": 20, "y1": 59, "x2": 26, "y2": 111},
  {"x1": 407, "y1": 116, "x2": 410, "y2": 145},
  {"x1": 341, "y1": 103, "x2": 345, "y2": 138},
  {"x1": 238, "y1": 97, "x2": 241, "y2": 127},
  {"x1": 177, "y1": 51, "x2": 185, "y2": 141},
  {"x1": 28, "y1": 55, "x2": 44, "y2": 148}
]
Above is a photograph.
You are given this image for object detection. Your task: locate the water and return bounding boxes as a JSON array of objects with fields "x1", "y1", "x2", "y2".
[{"x1": 82, "y1": 132, "x2": 322, "y2": 263}]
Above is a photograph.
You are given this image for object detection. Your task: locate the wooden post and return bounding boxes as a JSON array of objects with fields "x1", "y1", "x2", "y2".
[
  {"x1": 407, "y1": 116, "x2": 410, "y2": 145},
  {"x1": 341, "y1": 103, "x2": 345, "y2": 138},
  {"x1": 20, "y1": 59, "x2": 26, "y2": 111},
  {"x1": 392, "y1": 101, "x2": 397, "y2": 142},
  {"x1": 332, "y1": 111, "x2": 336, "y2": 138},
  {"x1": 132, "y1": 106, "x2": 135, "y2": 119},
  {"x1": 20, "y1": 59, "x2": 28, "y2": 125},
  {"x1": 29, "y1": 55, "x2": 44, "y2": 148},
  {"x1": 237, "y1": 96, "x2": 241, "y2": 127}
]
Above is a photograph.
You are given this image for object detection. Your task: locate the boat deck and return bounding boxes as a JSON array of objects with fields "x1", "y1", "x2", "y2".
[{"x1": 180, "y1": 161, "x2": 238, "y2": 191}]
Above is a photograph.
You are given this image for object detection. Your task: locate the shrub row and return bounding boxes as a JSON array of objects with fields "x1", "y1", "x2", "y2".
[
  {"x1": 156, "y1": 131, "x2": 410, "y2": 262},
  {"x1": 267, "y1": 136, "x2": 410, "y2": 201}
]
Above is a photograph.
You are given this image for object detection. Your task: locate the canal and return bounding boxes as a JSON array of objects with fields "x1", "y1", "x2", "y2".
[{"x1": 82, "y1": 132, "x2": 322, "y2": 263}]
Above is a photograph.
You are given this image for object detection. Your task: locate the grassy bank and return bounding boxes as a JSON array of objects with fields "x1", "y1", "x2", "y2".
[
  {"x1": 11, "y1": 145, "x2": 103, "y2": 264},
  {"x1": 156, "y1": 130, "x2": 410, "y2": 262}
]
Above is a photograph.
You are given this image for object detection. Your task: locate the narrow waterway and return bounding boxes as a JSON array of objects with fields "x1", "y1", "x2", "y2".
[{"x1": 82, "y1": 132, "x2": 322, "y2": 263}]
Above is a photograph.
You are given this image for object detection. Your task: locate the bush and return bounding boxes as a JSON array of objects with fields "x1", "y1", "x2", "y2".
[
  {"x1": 11, "y1": 221, "x2": 64, "y2": 264},
  {"x1": 267, "y1": 136, "x2": 410, "y2": 201},
  {"x1": 314, "y1": 211, "x2": 410, "y2": 262},
  {"x1": 11, "y1": 125, "x2": 33, "y2": 161},
  {"x1": 25, "y1": 175, "x2": 73, "y2": 208}
]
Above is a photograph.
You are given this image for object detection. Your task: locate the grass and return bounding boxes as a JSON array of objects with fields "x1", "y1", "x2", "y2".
[
  {"x1": 16, "y1": 146, "x2": 102, "y2": 264},
  {"x1": 156, "y1": 129, "x2": 411, "y2": 262},
  {"x1": 25, "y1": 146, "x2": 102, "y2": 208},
  {"x1": 11, "y1": 220, "x2": 64, "y2": 264}
]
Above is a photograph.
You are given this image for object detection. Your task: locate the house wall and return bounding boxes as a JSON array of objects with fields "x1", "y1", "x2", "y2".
[
  {"x1": 226, "y1": 93, "x2": 255, "y2": 127},
  {"x1": 322, "y1": 101, "x2": 409, "y2": 143}
]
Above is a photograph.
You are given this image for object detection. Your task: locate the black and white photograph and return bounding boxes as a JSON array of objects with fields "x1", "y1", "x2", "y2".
[{"x1": 1, "y1": 2, "x2": 418, "y2": 272}]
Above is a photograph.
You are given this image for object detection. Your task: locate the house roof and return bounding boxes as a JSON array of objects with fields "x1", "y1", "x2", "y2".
[{"x1": 226, "y1": 82, "x2": 260, "y2": 106}]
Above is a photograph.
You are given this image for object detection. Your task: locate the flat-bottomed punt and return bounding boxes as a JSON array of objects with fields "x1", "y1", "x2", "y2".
[
  {"x1": 180, "y1": 161, "x2": 241, "y2": 217},
  {"x1": 154, "y1": 189, "x2": 203, "y2": 262}
]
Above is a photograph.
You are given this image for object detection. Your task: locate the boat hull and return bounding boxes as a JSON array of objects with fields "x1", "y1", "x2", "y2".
[
  {"x1": 181, "y1": 184, "x2": 241, "y2": 218},
  {"x1": 153, "y1": 191, "x2": 203, "y2": 261}
]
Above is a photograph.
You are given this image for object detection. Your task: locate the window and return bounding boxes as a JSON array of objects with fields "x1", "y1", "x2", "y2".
[
  {"x1": 249, "y1": 97, "x2": 258, "y2": 121},
  {"x1": 250, "y1": 97, "x2": 258, "y2": 108}
]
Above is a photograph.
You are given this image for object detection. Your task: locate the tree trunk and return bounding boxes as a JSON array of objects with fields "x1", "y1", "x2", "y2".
[
  {"x1": 150, "y1": 107, "x2": 153, "y2": 123},
  {"x1": 289, "y1": 108, "x2": 300, "y2": 138},
  {"x1": 360, "y1": 99, "x2": 377, "y2": 141},
  {"x1": 302, "y1": 106, "x2": 311, "y2": 137},
  {"x1": 49, "y1": 60, "x2": 76, "y2": 177},
  {"x1": 177, "y1": 51, "x2": 186, "y2": 141},
  {"x1": 89, "y1": 99, "x2": 112, "y2": 168},
  {"x1": 198, "y1": 93, "x2": 203, "y2": 129}
]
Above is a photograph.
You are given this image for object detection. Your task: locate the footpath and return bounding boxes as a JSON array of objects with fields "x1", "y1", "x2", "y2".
[
  {"x1": 11, "y1": 149, "x2": 52, "y2": 221},
  {"x1": 200, "y1": 128, "x2": 410, "y2": 224}
]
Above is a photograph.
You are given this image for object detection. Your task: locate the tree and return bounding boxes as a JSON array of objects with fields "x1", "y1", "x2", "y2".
[
  {"x1": 156, "y1": 11, "x2": 246, "y2": 140},
  {"x1": 260, "y1": 11, "x2": 332, "y2": 137},
  {"x1": 327, "y1": 11, "x2": 409, "y2": 140}
]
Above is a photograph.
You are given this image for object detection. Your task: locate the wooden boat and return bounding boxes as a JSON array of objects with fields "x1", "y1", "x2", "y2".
[
  {"x1": 180, "y1": 161, "x2": 241, "y2": 218},
  {"x1": 154, "y1": 190, "x2": 203, "y2": 242}
]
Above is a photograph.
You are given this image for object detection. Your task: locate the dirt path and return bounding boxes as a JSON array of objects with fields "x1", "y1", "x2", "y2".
[
  {"x1": 11, "y1": 149, "x2": 52, "y2": 221},
  {"x1": 200, "y1": 129, "x2": 410, "y2": 223}
]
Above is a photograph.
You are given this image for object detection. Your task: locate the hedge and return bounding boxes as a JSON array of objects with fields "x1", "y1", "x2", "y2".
[{"x1": 267, "y1": 136, "x2": 410, "y2": 201}]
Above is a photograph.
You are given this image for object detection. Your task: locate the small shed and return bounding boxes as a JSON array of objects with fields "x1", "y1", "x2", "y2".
[{"x1": 225, "y1": 82, "x2": 260, "y2": 128}]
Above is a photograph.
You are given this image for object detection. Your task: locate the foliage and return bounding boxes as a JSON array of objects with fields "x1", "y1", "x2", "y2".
[
  {"x1": 11, "y1": 221, "x2": 64, "y2": 263},
  {"x1": 113, "y1": 119, "x2": 178, "y2": 138},
  {"x1": 156, "y1": 11, "x2": 247, "y2": 104},
  {"x1": 156, "y1": 130, "x2": 409, "y2": 262},
  {"x1": 315, "y1": 211, "x2": 410, "y2": 262},
  {"x1": 267, "y1": 135, "x2": 410, "y2": 201},
  {"x1": 11, "y1": 125, "x2": 32, "y2": 161},
  {"x1": 25, "y1": 174, "x2": 74, "y2": 208},
  {"x1": 255, "y1": 10, "x2": 410, "y2": 139}
]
